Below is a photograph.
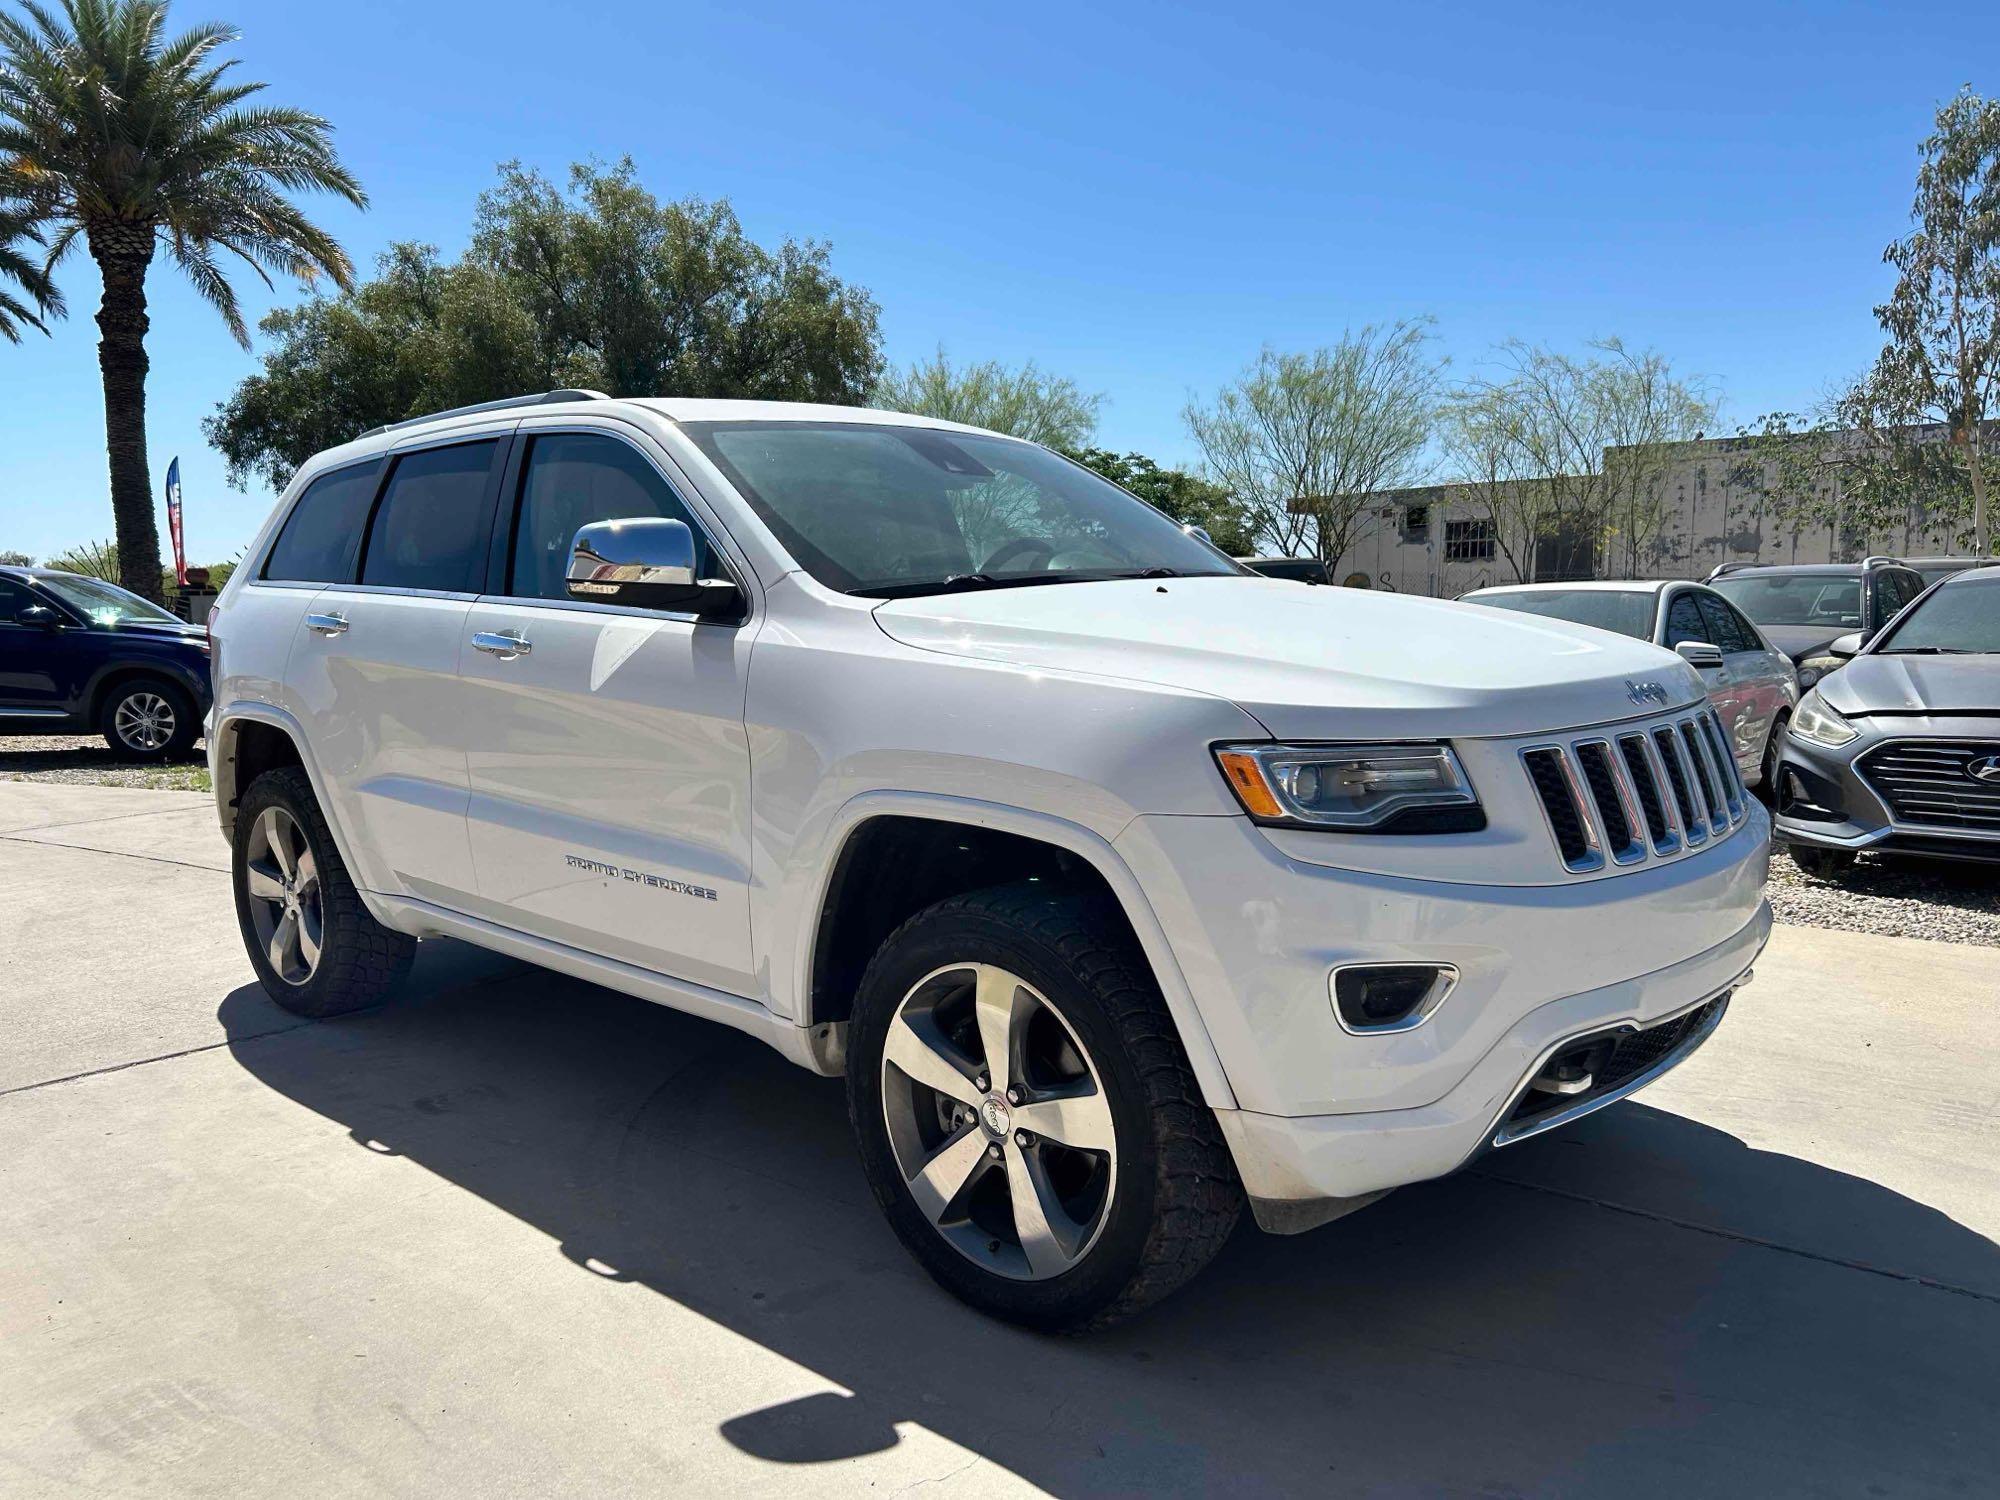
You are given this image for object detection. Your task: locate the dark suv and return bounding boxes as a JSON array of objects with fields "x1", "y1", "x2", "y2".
[
  {"x1": 1707, "y1": 558, "x2": 1926, "y2": 689},
  {"x1": 0, "y1": 566, "x2": 211, "y2": 760}
]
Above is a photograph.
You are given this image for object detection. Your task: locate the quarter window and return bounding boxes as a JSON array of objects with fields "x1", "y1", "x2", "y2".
[
  {"x1": 264, "y1": 462, "x2": 381, "y2": 583},
  {"x1": 507, "y1": 433, "x2": 714, "y2": 602},
  {"x1": 360, "y1": 442, "x2": 502, "y2": 592}
]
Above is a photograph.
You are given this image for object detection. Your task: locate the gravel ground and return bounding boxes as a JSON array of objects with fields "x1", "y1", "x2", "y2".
[
  {"x1": 4, "y1": 733, "x2": 1995, "y2": 947},
  {"x1": 1768, "y1": 842, "x2": 2000, "y2": 948},
  {"x1": 0, "y1": 734, "x2": 211, "y2": 791}
]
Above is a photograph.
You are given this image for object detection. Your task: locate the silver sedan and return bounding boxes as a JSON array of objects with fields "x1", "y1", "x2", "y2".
[{"x1": 1461, "y1": 580, "x2": 1802, "y2": 791}]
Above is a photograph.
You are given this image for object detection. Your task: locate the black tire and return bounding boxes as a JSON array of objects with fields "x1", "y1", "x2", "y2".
[
  {"x1": 97, "y1": 677, "x2": 200, "y2": 762},
  {"x1": 1787, "y1": 843, "x2": 1857, "y2": 880},
  {"x1": 846, "y1": 882, "x2": 1242, "y2": 1333},
  {"x1": 1756, "y1": 713, "x2": 1789, "y2": 805},
  {"x1": 233, "y1": 767, "x2": 415, "y2": 1018}
]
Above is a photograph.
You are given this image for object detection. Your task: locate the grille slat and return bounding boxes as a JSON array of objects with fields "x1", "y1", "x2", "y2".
[
  {"x1": 1859, "y1": 739, "x2": 2000, "y2": 831},
  {"x1": 1525, "y1": 707, "x2": 1748, "y2": 873}
]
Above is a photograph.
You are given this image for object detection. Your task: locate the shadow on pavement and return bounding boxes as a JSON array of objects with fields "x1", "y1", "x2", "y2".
[{"x1": 218, "y1": 951, "x2": 2000, "y2": 1498}]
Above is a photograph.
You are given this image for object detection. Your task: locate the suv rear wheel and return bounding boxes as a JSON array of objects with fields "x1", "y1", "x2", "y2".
[
  {"x1": 233, "y1": 767, "x2": 416, "y2": 1017},
  {"x1": 846, "y1": 882, "x2": 1241, "y2": 1332},
  {"x1": 98, "y1": 678, "x2": 199, "y2": 761}
]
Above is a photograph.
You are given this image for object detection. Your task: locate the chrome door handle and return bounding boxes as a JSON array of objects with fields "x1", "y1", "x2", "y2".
[
  {"x1": 305, "y1": 612, "x2": 348, "y2": 636},
  {"x1": 471, "y1": 630, "x2": 531, "y2": 659}
]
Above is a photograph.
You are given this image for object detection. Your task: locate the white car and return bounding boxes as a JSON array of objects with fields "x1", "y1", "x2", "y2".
[
  {"x1": 1462, "y1": 580, "x2": 1801, "y2": 793},
  {"x1": 207, "y1": 392, "x2": 1771, "y2": 1330}
]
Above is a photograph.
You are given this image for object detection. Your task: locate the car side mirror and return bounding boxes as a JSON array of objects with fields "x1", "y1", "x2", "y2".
[
  {"x1": 1829, "y1": 631, "x2": 1863, "y2": 660},
  {"x1": 18, "y1": 603, "x2": 61, "y2": 630},
  {"x1": 566, "y1": 517, "x2": 741, "y2": 619},
  {"x1": 1674, "y1": 640, "x2": 1724, "y2": 669}
]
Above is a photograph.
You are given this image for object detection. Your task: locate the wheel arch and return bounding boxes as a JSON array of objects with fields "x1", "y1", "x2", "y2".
[
  {"x1": 799, "y1": 793, "x2": 1237, "y2": 1108},
  {"x1": 210, "y1": 705, "x2": 374, "y2": 914}
]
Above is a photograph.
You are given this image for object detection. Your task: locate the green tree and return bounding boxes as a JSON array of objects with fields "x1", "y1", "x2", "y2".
[
  {"x1": 209, "y1": 160, "x2": 884, "y2": 489},
  {"x1": 1060, "y1": 446, "x2": 1256, "y2": 554},
  {"x1": 1185, "y1": 321, "x2": 1444, "y2": 564},
  {"x1": 0, "y1": 204, "x2": 58, "y2": 338},
  {"x1": 1, "y1": 0, "x2": 365, "y2": 601},
  {"x1": 876, "y1": 348, "x2": 1102, "y2": 447},
  {"x1": 1867, "y1": 87, "x2": 2000, "y2": 555}
]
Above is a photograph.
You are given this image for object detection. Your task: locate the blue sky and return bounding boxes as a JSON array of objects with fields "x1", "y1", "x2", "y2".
[{"x1": 0, "y1": 0, "x2": 1984, "y2": 563}]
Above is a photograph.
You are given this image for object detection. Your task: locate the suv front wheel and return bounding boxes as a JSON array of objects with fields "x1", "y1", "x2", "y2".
[
  {"x1": 99, "y1": 678, "x2": 200, "y2": 761},
  {"x1": 846, "y1": 883, "x2": 1241, "y2": 1332},
  {"x1": 232, "y1": 767, "x2": 416, "y2": 1017}
]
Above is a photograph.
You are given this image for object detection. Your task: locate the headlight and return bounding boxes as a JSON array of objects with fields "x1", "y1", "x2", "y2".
[
  {"x1": 1796, "y1": 655, "x2": 1842, "y2": 688},
  {"x1": 1790, "y1": 689, "x2": 1858, "y2": 748},
  {"x1": 1214, "y1": 742, "x2": 1482, "y2": 832}
]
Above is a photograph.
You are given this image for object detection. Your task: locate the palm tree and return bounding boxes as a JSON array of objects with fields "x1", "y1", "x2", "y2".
[
  {"x1": 0, "y1": 203, "x2": 57, "y2": 337},
  {"x1": 0, "y1": 0, "x2": 364, "y2": 600}
]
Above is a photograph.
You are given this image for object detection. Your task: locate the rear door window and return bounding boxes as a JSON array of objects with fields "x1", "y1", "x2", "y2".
[
  {"x1": 263, "y1": 462, "x2": 382, "y2": 583},
  {"x1": 360, "y1": 441, "x2": 504, "y2": 593}
]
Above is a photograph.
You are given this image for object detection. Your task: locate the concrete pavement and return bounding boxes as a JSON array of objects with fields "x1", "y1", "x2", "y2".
[{"x1": 2, "y1": 783, "x2": 1997, "y2": 1497}]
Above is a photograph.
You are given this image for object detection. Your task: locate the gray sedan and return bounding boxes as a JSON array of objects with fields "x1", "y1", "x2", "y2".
[
  {"x1": 1774, "y1": 564, "x2": 2000, "y2": 876},
  {"x1": 1461, "y1": 580, "x2": 1801, "y2": 790}
]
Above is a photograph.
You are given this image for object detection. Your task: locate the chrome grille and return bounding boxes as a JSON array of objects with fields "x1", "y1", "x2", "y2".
[
  {"x1": 1523, "y1": 706, "x2": 1751, "y2": 874},
  {"x1": 1857, "y1": 740, "x2": 2000, "y2": 831}
]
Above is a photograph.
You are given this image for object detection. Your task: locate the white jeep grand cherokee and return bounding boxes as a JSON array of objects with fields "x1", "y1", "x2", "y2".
[{"x1": 209, "y1": 391, "x2": 1771, "y2": 1331}]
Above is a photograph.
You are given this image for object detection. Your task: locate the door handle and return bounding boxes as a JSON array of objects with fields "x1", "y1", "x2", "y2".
[
  {"x1": 471, "y1": 630, "x2": 531, "y2": 659},
  {"x1": 305, "y1": 612, "x2": 348, "y2": 636}
]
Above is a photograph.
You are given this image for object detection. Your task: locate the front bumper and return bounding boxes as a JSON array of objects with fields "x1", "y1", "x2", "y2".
[
  {"x1": 1210, "y1": 915, "x2": 1764, "y2": 1227},
  {"x1": 1776, "y1": 718, "x2": 2000, "y2": 865}
]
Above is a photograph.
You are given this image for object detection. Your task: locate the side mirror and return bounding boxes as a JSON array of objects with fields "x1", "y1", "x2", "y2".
[
  {"x1": 566, "y1": 517, "x2": 741, "y2": 619},
  {"x1": 1674, "y1": 640, "x2": 1724, "y2": 669},
  {"x1": 18, "y1": 603, "x2": 61, "y2": 630},
  {"x1": 1828, "y1": 631, "x2": 1863, "y2": 660}
]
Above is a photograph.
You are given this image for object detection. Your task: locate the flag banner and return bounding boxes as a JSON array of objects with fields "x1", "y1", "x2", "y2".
[{"x1": 166, "y1": 457, "x2": 187, "y2": 587}]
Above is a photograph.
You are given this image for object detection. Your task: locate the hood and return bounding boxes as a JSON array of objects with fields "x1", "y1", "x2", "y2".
[
  {"x1": 1822, "y1": 652, "x2": 2000, "y2": 715},
  {"x1": 872, "y1": 576, "x2": 1708, "y2": 739},
  {"x1": 1759, "y1": 624, "x2": 1848, "y2": 662}
]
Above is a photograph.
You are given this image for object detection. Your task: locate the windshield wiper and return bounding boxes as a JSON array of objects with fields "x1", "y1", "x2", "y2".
[
  {"x1": 857, "y1": 572, "x2": 1097, "y2": 600},
  {"x1": 1881, "y1": 646, "x2": 1976, "y2": 655}
]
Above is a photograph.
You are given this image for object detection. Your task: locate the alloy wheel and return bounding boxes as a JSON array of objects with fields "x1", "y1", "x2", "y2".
[
  {"x1": 243, "y1": 806, "x2": 323, "y2": 985},
  {"x1": 113, "y1": 691, "x2": 176, "y2": 753},
  {"x1": 880, "y1": 962, "x2": 1118, "y2": 1281}
]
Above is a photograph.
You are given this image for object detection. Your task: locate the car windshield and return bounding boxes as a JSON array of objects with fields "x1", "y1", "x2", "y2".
[
  {"x1": 1463, "y1": 588, "x2": 1655, "y2": 639},
  {"x1": 681, "y1": 420, "x2": 1244, "y2": 596},
  {"x1": 1874, "y1": 575, "x2": 2000, "y2": 654},
  {"x1": 36, "y1": 572, "x2": 183, "y2": 626},
  {"x1": 1710, "y1": 573, "x2": 1861, "y2": 628}
]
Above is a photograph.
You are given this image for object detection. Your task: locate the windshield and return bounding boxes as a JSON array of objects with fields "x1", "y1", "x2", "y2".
[
  {"x1": 1710, "y1": 574, "x2": 1861, "y2": 629},
  {"x1": 1874, "y1": 575, "x2": 2000, "y2": 654},
  {"x1": 1464, "y1": 588, "x2": 1654, "y2": 640},
  {"x1": 36, "y1": 572, "x2": 183, "y2": 626},
  {"x1": 682, "y1": 421, "x2": 1243, "y2": 596}
]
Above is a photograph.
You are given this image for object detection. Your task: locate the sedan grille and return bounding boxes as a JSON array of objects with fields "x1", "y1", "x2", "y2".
[
  {"x1": 1858, "y1": 740, "x2": 2000, "y2": 832},
  {"x1": 1523, "y1": 706, "x2": 1749, "y2": 874}
]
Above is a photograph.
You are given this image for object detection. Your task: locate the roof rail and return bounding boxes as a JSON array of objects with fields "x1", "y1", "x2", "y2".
[
  {"x1": 358, "y1": 389, "x2": 610, "y2": 440},
  {"x1": 1704, "y1": 562, "x2": 1748, "y2": 581},
  {"x1": 1859, "y1": 554, "x2": 1903, "y2": 569}
]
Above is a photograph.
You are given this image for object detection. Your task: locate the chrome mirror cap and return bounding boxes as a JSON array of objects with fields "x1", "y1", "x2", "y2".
[
  {"x1": 567, "y1": 516, "x2": 699, "y2": 602},
  {"x1": 1674, "y1": 640, "x2": 1724, "y2": 669}
]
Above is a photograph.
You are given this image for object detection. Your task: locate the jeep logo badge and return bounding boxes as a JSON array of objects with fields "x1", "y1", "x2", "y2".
[
  {"x1": 1626, "y1": 679, "x2": 1672, "y2": 708},
  {"x1": 1969, "y1": 754, "x2": 2000, "y2": 784}
]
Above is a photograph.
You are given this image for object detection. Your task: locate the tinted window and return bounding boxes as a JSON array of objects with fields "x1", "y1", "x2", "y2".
[
  {"x1": 508, "y1": 433, "x2": 713, "y2": 601},
  {"x1": 264, "y1": 462, "x2": 381, "y2": 583},
  {"x1": 1695, "y1": 593, "x2": 1754, "y2": 653},
  {"x1": 1664, "y1": 592, "x2": 1709, "y2": 647},
  {"x1": 360, "y1": 442, "x2": 500, "y2": 592},
  {"x1": 0, "y1": 577, "x2": 32, "y2": 623},
  {"x1": 1464, "y1": 588, "x2": 1654, "y2": 639},
  {"x1": 1892, "y1": 570, "x2": 1924, "y2": 608}
]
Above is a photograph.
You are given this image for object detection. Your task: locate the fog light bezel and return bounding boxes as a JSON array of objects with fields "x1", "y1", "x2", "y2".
[{"x1": 1329, "y1": 962, "x2": 1460, "y2": 1036}]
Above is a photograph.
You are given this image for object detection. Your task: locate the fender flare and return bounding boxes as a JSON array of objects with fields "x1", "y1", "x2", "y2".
[{"x1": 797, "y1": 789, "x2": 1239, "y2": 1110}]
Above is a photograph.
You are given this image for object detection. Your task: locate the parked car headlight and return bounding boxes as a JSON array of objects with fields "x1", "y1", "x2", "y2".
[
  {"x1": 1214, "y1": 743, "x2": 1482, "y2": 831},
  {"x1": 1790, "y1": 689, "x2": 1858, "y2": 748},
  {"x1": 1796, "y1": 654, "x2": 1842, "y2": 688}
]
